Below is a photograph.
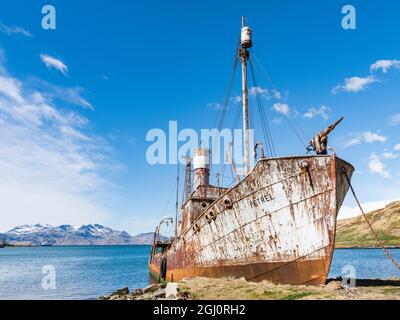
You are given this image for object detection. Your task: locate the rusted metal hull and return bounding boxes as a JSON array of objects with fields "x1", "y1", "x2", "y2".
[{"x1": 150, "y1": 155, "x2": 354, "y2": 285}]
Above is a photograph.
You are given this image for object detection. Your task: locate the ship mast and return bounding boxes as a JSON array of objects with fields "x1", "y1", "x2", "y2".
[{"x1": 240, "y1": 16, "x2": 252, "y2": 175}]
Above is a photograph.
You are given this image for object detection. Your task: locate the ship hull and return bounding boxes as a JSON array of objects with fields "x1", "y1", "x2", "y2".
[{"x1": 150, "y1": 155, "x2": 354, "y2": 285}]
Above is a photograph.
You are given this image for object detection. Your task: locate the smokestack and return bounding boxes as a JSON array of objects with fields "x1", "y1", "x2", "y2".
[{"x1": 193, "y1": 148, "x2": 210, "y2": 190}]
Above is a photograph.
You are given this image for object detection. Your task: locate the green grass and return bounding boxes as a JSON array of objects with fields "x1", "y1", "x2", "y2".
[
  {"x1": 336, "y1": 230, "x2": 400, "y2": 248},
  {"x1": 282, "y1": 291, "x2": 316, "y2": 300}
]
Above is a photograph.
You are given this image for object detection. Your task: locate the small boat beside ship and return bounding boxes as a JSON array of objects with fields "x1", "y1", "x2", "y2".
[{"x1": 149, "y1": 17, "x2": 354, "y2": 285}]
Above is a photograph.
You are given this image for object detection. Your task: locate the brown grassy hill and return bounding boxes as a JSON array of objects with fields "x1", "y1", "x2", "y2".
[{"x1": 336, "y1": 201, "x2": 400, "y2": 248}]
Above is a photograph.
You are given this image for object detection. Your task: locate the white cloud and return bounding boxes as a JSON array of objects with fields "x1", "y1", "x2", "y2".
[
  {"x1": 272, "y1": 103, "x2": 290, "y2": 116},
  {"x1": 343, "y1": 131, "x2": 387, "y2": 148},
  {"x1": 231, "y1": 95, "x2": 242, "y2": 103},
  {"x1": 332, "y1": 76, "x2": 377, "y2": 94},
  {"x1": 207, "y1": 95, "x2": 241, "y2": 111},
  {"x1": 338, "y1": 199, "x2": 400, "y2": 220},
  {"x1": 249, "y1": 86, "x2": 281, "y2": 100},
  {"x1": 368, "y1": 153, "x2": 390, "y2": 178},
  {"x1": 394, "y1": 144, "x2": 400, "y2": 151},
  {"x1": 0, "y1": 75, "x2": 25, "y2": 103},
  {"x1": 389, "y1": 113, "x2": 400, "y2": 126},
  {"x1": 27, "y1": 77, "x2": 93, "y2": 110},
  {"x1": 40, "y1": 54, "x2": 68, "y2": 76},
  {"x1": 303, "y1": 105, "x2": 331, "y2": 121},
  {"x1": 274, "y1": 91, "x2": 282, "y2": 99},
  {"x1": 249, "y1": 86, "x2": 268, "y2": 96},
  {"x1": 363, "y1": 131, "x2": 387, "y2": 143},
  {"x1": 0, "y1": 60, "x2": 119, "y2": 232},
  {"x1": 370, "y1": 59, "x2": 400, "y2": 73},
  {"x1": 272, "y1": 117, "x2": 283, "y2": 125},
  {"x1": 343, "y1": 135, "x2": 362, "y2": 148},
  {"x1": 383, "y1": 152, "x2": 399, "y2": 159},
  {"x1": 206, "y1": 102, "x2": 222, "y2": 110},
  {"x1": 0, "y1": 21, "x2": 32, "y2": 37}
]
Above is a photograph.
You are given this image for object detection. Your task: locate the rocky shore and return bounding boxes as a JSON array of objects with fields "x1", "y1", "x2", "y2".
[
  {"x1": 100, "y1": 276, "x2": 400, "y2": 300},
  {"x1": 99, "y1": 282, "x2": 187, "y2": 300}
]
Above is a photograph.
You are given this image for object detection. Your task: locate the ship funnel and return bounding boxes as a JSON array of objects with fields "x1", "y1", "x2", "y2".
[{"x1": 193, "y1": 148, "x2": 210, "y2": 190}]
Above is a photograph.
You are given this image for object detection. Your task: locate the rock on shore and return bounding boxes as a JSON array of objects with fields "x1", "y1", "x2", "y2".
[{"x1": 99, "y1": 282, "x2": 187, "y2": 300}]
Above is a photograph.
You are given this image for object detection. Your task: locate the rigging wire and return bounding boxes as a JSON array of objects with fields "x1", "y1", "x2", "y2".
[
  {"x1": 161, "y1": 179, "x2": 177, "y2": 219},
  {"x1": 252, "y1": 51, "x2": 310, "y2": 149},
  {"x1": 221, "y1": 100, "x2": 242, "y2": 187},
  {"x1": 248, "y1": 57, "x2": 276, "y2": 158},
  {"x1": 213, "y1": 36, "x2": 241, "y2": 131}
]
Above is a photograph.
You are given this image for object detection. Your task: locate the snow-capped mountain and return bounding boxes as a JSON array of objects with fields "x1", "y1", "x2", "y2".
[{"x1": 0, "y1": 224, "x2": 158, "y2": 246}]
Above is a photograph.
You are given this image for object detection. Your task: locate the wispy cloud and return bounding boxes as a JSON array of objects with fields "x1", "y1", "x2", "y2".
[
  {"x1": 343, "y1": 131, "x2": 387, "y2": 148},
  {"x1": 272, "y1": 103, "x2": 290, "y2": 116},
  {"x1": 28, "y1": 77, "x2": 93, "y2": 110},
  {"x1": 0, "y1": 75, "x2": 25, "y2": 103},
  {"x1": 249, "y1": 86, "x2": 281, "y2": 100},
  {"x1": 363, "y1": 131, "x2": 387, "y2": 143},
  {"x1": 383, "y1": 152, "x2": 399, "y2": 159},
  {"x1": 368, "y1": 153, "x2": 390, "y2": 178},
  {"x1": 303, "y1": 105, "x2": 331, "y2": 121},
  {"x1": 272, "y1": 117, "x2": 283, "y2": 125},
  {"x1": 394, "y1": 144, "x2": 400, "y2": 151},
  {"x1": 332, "y1": 76, "x2": 377, "y2": 94},
  {"x1": 370, "y1": 59, "x2": 400, "y2": 73},
  {"x1": 0, "y1": 55, "x2": 120, "y2": 231},
  {"x1": 207, "y1": 95, "x2": 241, "y2": 111},
  {"x1": 40, "y1": 54, "x2": 68, "y2": 76},
  {"x1": 206, "y1": 102, "x2": 222, "y2": 110},
  {"x1": 389, "y1": 113, "x2": 400, "y2": 126},
  {"x1": 0, "y1": 21, "x2": 32, "y2": 37}
]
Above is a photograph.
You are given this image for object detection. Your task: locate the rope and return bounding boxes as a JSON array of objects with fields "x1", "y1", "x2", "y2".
[{"x1": 342, "y1": 171, "x2": 400, "y2": 273}]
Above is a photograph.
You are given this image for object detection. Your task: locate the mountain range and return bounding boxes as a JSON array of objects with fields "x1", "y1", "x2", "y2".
[{"x1": 0, "y1": 224, "x2": 160, "y2": 246}]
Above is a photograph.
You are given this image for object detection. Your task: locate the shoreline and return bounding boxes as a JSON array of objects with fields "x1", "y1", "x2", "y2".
[{"x1": 101, "y1": 276, "x2": 400, "y2": 300}]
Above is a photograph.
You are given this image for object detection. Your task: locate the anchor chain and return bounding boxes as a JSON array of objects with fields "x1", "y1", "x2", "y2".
[{"x1": 342, "y1": 170, "x2": 400, "y2": 273}]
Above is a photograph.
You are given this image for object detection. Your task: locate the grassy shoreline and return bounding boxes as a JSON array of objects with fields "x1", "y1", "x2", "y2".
[
  {"x1": 102, "y1": 276, "x2": 400, "y2": 300},
  {"x1": 178, "y1": 277, "x2": 400, "y2": 300}
]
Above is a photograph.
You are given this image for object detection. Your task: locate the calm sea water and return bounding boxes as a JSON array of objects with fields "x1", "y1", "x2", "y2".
[{"x1": 0, "y1": 246, "x2": 399, "y2": 300}]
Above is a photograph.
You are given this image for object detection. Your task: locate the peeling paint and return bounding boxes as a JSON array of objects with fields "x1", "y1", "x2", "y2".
[{"x1": 150, "y1": 155, "x2": 354, "y2": 285}]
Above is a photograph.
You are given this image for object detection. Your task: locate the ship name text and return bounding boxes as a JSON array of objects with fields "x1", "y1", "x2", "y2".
[{"x1": 249, "y1": 192, "x2": 274, "y2": 208}]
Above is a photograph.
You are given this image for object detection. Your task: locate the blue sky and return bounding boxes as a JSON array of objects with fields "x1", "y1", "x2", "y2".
[{"x1": 0, "y1": 0, "x2": 399, "y2": 235}]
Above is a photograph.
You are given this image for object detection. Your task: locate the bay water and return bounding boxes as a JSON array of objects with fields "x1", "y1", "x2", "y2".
[{"x1": 0, "y1": 246, "x2": 399, "y2": 300}]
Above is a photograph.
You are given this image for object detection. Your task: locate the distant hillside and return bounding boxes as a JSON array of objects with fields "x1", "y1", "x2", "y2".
[
  {"x1": 0, "y1": 224, "x2": 161, "y2": 246},
  {"x1": 336, "y1": 201, "x2": 400, "y2": 248}
]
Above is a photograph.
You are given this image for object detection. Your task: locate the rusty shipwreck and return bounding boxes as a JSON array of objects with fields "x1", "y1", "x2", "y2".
[{"x1": 149, "y1": 17, "x2": 354, "y2": 286}]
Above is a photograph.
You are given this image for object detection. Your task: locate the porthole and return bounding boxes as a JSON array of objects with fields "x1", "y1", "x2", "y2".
[{"x1": 224, "y1": 198, "x2": 233, "y2": 209}]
